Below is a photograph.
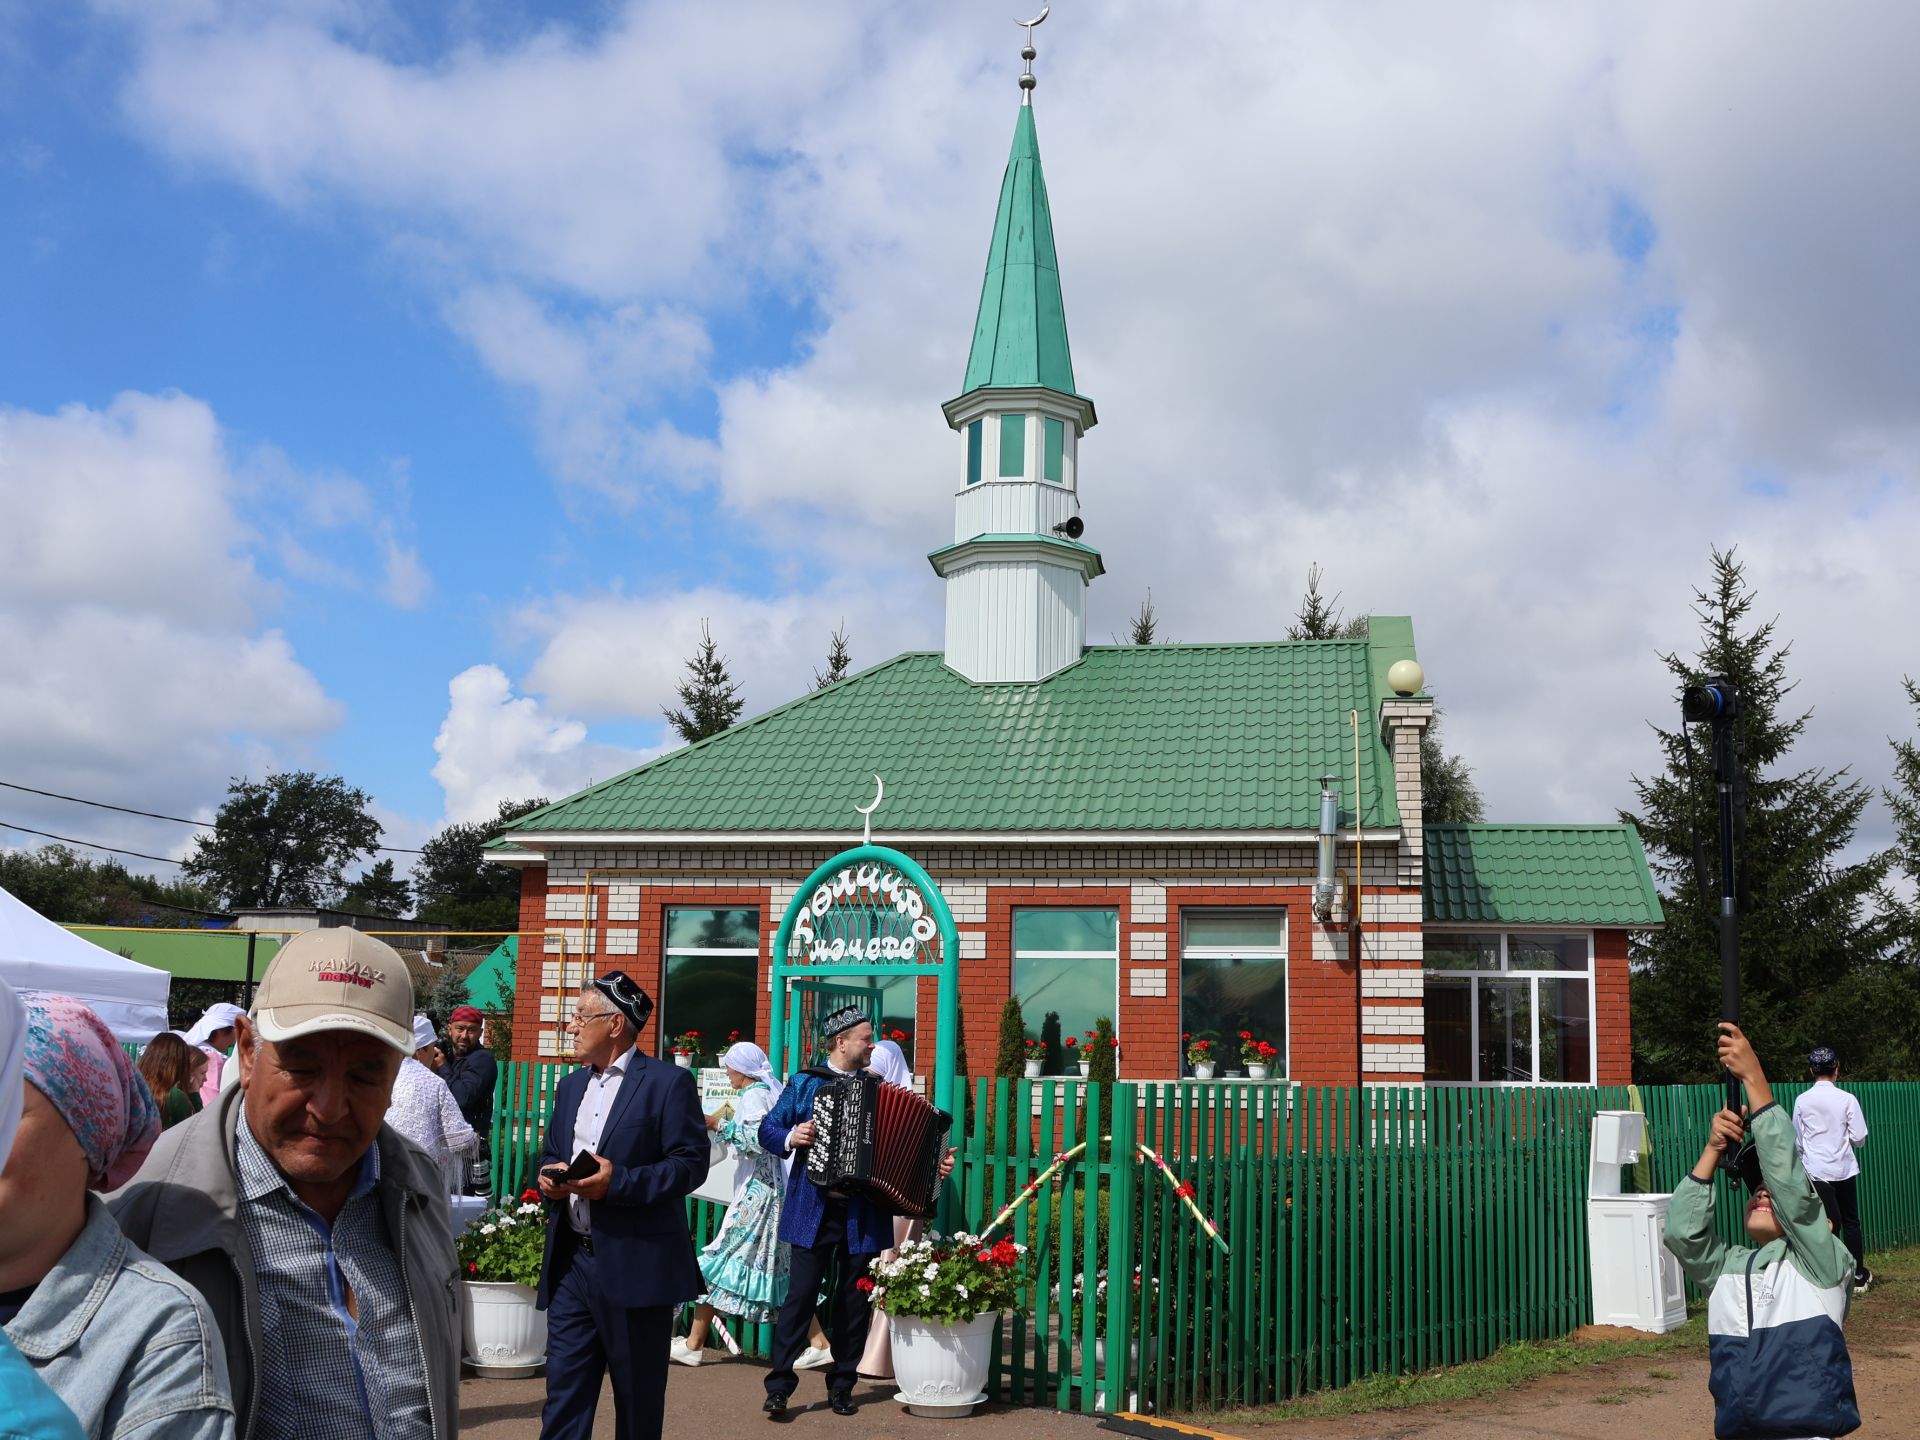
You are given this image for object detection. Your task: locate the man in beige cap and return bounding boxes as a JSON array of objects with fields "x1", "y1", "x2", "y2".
[{"x1": 112, "y1": 929, "x2": 462, "y2": 1440}]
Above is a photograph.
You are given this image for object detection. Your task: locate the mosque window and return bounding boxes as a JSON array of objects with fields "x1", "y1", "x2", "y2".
[
  {"x1": 966, "y1": 419, "x2": 983, "y2": 485},
  {"x1": 661, "y1": 907, "x2": 760, "y2": 1061},
  {"x1": 1179, "y1": 910, "x2": 1287, "y2": 1078},
  {"x1": 999, "y1": 414, "x2": 1027, "y2": 477},
  {"x1": 1423, "y1": 932, "x2": 1593, "y2": 1084},
  {"x1": 1043, "y1": 417, "x2": 1066, "y2": 483},
  {"x1": 1013, "y1": 907, "x2": 1118, "y2": 1074}
]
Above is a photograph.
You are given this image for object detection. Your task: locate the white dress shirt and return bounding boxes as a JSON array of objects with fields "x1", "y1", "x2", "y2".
[
  {"x1": 384, "y1": 1056, "x2": 478, "y2": 1193},
  {"x1": 1793, "y1": 1078, "x2": 1868, "y2": 1182},
  {"x1": 568, "y1": 1043, "x2": 637, "y2": 1233}
]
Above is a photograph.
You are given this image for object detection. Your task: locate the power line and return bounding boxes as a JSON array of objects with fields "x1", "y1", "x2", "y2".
[
  {"x1": 0, "y1": 778, "x2": 424, "y2": 854},
  {"x1": 0, "y1": 819, "x2": 186, "y2": 867}
]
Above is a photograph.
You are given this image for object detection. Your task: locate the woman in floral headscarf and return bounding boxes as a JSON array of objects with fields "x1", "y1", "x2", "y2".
[{"x1": 0, "y1": 993, "x2": 235, "y2": 1438}]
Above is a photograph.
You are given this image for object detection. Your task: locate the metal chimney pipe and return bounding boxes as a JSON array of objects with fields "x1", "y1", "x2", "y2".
[{"x1": 1313, "y1": 776, "x2": 1339, "y2": 922}]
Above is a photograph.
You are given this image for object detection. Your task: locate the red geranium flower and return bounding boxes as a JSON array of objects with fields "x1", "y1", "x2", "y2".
[
  {"x1": 521, "y1": 1188, "x2": 540, "y2": 1203},
  {"x1": 1239, "y1": 1030, "x2": 1252, "y2": 1040},
  {"x1": 1064, "y1": 1037, "x2": 1078, "y2": 1048},
  {"x1": 979, "y1": 1250, "x2": 994, "y2": 1263},
  {"x1": 855, "y1": 1276, "x2": 875, "y2": 1293},
  {"x1": 468, "y1": 1262, "x2": 478, "y2": 1274}
]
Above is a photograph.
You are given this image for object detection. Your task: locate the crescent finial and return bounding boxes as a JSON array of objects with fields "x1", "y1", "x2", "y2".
[
  {"x1": 1015, "y1": 6, "x2": 1048, "y2": 102},
  {"x1": 856, "y1": 773, "x2": 884, "y2": 845}
]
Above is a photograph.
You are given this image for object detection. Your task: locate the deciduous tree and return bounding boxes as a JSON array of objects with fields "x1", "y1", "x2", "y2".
[
  {"x1": 412, "y1": 797, "x2": 549, "y2": 933},
  {"x1": 182, "y1": 772, "x2": 382, "y2": 909}
]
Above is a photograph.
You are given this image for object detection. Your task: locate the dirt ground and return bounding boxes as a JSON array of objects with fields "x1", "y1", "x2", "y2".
[
  {"x1": 1219, "y1": 1272, "x2": 1919, "y2": 1439},
  {"x1": 457, "y1": 1270, "x2": 1916, "y2": 1440}
]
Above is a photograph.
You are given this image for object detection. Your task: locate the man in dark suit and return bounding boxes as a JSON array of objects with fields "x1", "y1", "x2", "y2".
[
  {"x1": 758, "y1": 1006, "x2": 954, "y2": 1419},
  {"x1": 536, "y1": 970, "x2": 708, "y2": 1440}
]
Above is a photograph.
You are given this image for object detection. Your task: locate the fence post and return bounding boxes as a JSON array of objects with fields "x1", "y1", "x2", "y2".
[{"x1": 1103, "y1": 1081, "x2": 1137, "y2": 1416}]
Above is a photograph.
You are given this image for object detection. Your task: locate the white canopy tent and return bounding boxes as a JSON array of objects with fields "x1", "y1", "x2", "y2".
[{"x1": 0, "y1": 884, "x2": 171, "y2": 1043}]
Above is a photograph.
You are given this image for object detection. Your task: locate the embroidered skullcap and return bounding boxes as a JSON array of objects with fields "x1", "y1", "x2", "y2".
[
  {"x1": 183, "y1": 1002, "x2": 246, "y2": 1048},
  {"x1": 820, "y1": 1004, "x2": 867, "y2": 1040},
  {"x1": 720, "y1": 1040, "x2": 783, "y2": 1107},
  {"x1": 21, "y1": 993, "x2": 160, "y2": 1191},
  {"x1": 449, "y1": 1005, "x2": 484, "y2": 1027},
  {"x1": 589, "y1": 970, "x2": 654, "y2": 1033},
  {"x1": 869, "y1": 1038, "x2": 911, "y2": 1087},
  {"x1": 411, "y1": 1014, "x2": 440, "y2": 1051},
  {"x1": 0, "y1": 981, "x2": 25, "y2": 1170},
  {"x1": 1808, "y1": 1046, "x2": 1839, "y2": 1073}
]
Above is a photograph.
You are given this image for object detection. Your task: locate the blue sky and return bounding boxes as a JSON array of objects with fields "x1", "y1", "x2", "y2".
[{"x1": 1, "y1": 2, "x2": 1916, "y2": 879}]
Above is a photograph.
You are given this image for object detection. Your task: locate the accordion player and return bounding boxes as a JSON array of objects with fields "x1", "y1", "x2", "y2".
[{"x1": 803, "y1": 1070, "x2": 953, "y2": 1218}]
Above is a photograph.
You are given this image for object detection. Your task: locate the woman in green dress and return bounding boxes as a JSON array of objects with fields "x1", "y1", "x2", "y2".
[{"x1": 671, "y1": 1042, "x2": 830, "y2": 1368}]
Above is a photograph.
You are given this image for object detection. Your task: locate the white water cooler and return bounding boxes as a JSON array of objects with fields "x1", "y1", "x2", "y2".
[{"x1": 1587, "y1": 1110, "x2": 1687, "y2": 1332}]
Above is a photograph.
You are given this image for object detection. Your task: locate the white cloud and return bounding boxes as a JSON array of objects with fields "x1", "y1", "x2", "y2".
[
  {"x1": 97, "y1": 2, "x2": 1920, "y2": 849},
  {"x1": 0, "y1": 391, "x2": 344, "y2": 868},
  {"x1": 429, "y1": 664, "x2": 652, "y2": 826}
]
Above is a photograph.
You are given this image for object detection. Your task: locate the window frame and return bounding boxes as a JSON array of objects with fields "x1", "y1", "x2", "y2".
[
  {"x1": 965, "y1": 418, "x2": 983, "y2": 485},
  {"x1": 998, "y1": 413, "x2": 1027, "y2": 478},
  {"x1": 660, "y1": 905, "x2": 762, "y2": 1061},
  {"x1": 1178, "y1": 907, "x2": 1289, "y2": 1081},
  {"x1": 1011, "y1": 905, "x2": 1120, "y2": 1076},
  {"x1": 1421, "y1": 927, "x2": 1596, "y2": 1086}
]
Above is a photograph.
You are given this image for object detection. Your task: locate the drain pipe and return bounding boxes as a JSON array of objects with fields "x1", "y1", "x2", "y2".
[{"x1": 1350, "y1": 709, "x2": 1365, "y2": 1087}]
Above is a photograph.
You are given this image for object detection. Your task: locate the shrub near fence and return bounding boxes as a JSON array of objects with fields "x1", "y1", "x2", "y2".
[{"x1": 485, "y1": 1066, "x2": 1920, "y2": 1415}]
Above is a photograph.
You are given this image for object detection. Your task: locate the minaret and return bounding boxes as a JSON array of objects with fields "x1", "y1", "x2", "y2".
[{"x1": 930, "y1": 12, "x2": 1102, "y2": 685}]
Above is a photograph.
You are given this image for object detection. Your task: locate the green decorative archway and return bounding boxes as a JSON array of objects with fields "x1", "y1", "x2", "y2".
[{"x1": 768, "y1": 844, "x2": 960, "y2": 1120}]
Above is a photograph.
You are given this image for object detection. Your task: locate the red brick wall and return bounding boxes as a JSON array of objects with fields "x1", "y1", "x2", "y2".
[
  {"x1": 983, "y1": 886, "x2": 1129, "y2": 1075},
  {"x1": 1595, "y1": 927, "x2": 1632, "y2": 1084},
  {"x1": 510, "y1": 867, "x2": 547, "y2": 1064}
]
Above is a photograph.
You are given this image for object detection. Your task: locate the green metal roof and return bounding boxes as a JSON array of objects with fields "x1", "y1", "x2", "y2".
[
  {"x1": 1423, "y1": 825, "x2": 1665, "y2": 927},
  {"x1": 64, "y1": 927, "x2": 282, "y2": 983},
  {"x1": 510, "y1": 641, "x2": 1400, "y2": 836},
  {"x1": 960, "y1": 107, "x2": 1079, "y2": 398},
  {"x1": 464, "y1": 935, "x2": 517, "y2": 1011}
]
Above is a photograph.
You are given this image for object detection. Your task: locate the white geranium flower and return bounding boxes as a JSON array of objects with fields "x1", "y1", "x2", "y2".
[
  {"x1": 923, "y1": 1263, "x2": 938, "y2": 1280},
  {"x1": 919, "y1": 1285, "x2": 931, "y2": 1298},
  {"x1": 956, "y1": 1284, "x2": 970, "y2": 1300},
  {"x1": 480, "y1": 1224, "x2": 497, "y2": 1235}
]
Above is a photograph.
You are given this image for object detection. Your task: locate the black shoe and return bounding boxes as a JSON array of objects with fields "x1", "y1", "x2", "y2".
[
  {"x1": 829, "y1": 1391, "x2": 858, "y2": 1416},
  {"x1": 1855, "y1": 1269, "x2": 1874, "y2": 1293},
  {"x1": 763, "y1": 1394, "x2": 791, "y2": 1420}
]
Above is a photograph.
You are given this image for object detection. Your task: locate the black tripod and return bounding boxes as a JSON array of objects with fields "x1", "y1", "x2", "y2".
[{"x1": 1683, "y1": 676, "x2": 1743, "y2": 1165}]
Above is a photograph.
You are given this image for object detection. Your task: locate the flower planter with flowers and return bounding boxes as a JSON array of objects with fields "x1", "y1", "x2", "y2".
[
  {"x1": 1184, "y1": 1034, "x2": 1217, "y2": 1081},
  {"x1": 1239, "y1": 1031, "x2": 1280, "y2": 1081},
  {"x1": 870, "y1": 1232, "x2": 1032, "y2": 1416},
  {"x1": 455, "y1": 1191, "x2": 550, "y2": 1377},
  {"x1": 1022, "y1": 1038, "x2": 1046, "y2": 1080},
  {"x1": 1063, "y1": 1034, "x2": 1088, "y2": 1076},
  {"x1": 669, "y1": 1031, "x2": 702, "y2": 1067}
]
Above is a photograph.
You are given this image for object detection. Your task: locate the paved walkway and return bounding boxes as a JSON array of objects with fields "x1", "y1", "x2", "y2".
[{"x1": 458, "y1": 1360, "x2": 1105, "y2": 1440}]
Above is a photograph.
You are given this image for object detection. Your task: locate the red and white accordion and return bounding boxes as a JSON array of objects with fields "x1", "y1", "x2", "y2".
[{"x1": 804, "y1": 1071, "x2": 953, "y2": 1218}]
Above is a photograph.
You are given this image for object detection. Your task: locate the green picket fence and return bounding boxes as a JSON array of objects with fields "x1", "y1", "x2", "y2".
[{"x1": 485, "y1": 1066, "x2": 1920, "y2": 1414}]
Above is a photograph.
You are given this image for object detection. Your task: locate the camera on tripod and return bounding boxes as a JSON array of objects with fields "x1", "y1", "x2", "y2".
[{"x1": 1681, "y1": 679, "x2": 1739, "y2": 724}]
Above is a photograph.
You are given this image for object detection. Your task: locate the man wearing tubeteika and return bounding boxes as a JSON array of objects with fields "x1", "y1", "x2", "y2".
[{"x1": 756, "y1": 1006, "x2": 954, "y2": 1420}]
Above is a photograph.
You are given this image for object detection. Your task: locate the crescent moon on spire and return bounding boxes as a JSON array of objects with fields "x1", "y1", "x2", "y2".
[{"x1": 1016, "y1": 5, "x2": 1049, "y2": 27}]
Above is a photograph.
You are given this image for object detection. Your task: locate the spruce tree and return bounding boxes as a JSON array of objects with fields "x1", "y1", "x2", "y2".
[
  {"x1": 1127, "y1": 591, "x2": 1161, "y2": 644},
  {"x1": 1286, "y1": 564, "x2": 1368, "y2": 641},
  {"x1": 995, "y1": 996, "x2": 1027, "y2": 1077},
  {"x1": 1421, "y1": 709, "x2": 1487, "y2": 825},
  {"x1": 1086, "y1": 1015, "x2": 1118, "y2": 1129},
  {"x1": 1886, "y1": 677, "x2": 1920, "y2": 955},
  {"x1": 1623, "y1": 548, "x2": 1892, "y2": 1082},
  {"x1": 662, "y1": 620, "x2": 744, "y2": 744},
  {"x1": 813, "y1": 623, "x2": 853, "y2": 690},
  {"x1": 425, "y1": 959, "x2": 471, "y2": 1039}
]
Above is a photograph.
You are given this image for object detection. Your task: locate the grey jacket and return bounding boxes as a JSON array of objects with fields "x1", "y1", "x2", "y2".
[
  {"x1": 108, "y1": 1087, "x2": 461, "y2": 1440},
  {"x1": 3, "y1": 1197, "x2": 234, "y2": 1439}
]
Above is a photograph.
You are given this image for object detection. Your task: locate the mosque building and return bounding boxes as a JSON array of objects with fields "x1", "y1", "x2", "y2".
[{"x1": 494, "y1": 43, "x2": 1662, "y2": 1089}]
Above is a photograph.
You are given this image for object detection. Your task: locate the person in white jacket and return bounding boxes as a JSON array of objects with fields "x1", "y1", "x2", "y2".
[
  {"x1": 384, "y1": 1015, "x2": 478, "y2": 1194},
  {"x1": 1792, "y1": 1045, "x2": 1871, "y2": 1290}
]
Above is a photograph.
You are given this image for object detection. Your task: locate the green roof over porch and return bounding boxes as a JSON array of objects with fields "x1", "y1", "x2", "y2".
[
  {"x1": 1423, "y1": 824, "x2": 1665, "y2": 927},
  {"x1": 508, "y1": 640, "x2": 1402, "y2": 837}
]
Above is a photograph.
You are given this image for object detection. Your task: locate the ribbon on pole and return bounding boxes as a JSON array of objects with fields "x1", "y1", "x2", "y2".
[{"x1": 979, "y1": 1139, "x2": 1230, "y2": 1256}]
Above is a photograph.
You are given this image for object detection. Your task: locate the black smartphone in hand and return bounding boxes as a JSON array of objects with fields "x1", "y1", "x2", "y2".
[{"x1": 542, "y1": 1149, "x2": 597, "y2": 1185}]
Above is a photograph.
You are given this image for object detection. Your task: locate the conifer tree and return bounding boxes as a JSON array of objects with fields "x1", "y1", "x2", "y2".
[
  {"x1": 1623, "y1": 548, "x2": 1893, "y2": 1081},
  {"x1": 995, "y1": 996, "x2": 1027, "y2": 1077},
  {"x1": 813, "y1": 623, "x2": 853, "y2": 690},
  {"x1": 1286, "y1": 564, "x2": 1368, "y2": 641},
  {"x1": 662, "y1": 620, "x2": 744, "y2": 744},
  {"x1": 1086, "y1": 1015, "x2": 1118, "y2": 1128},
  {"x1": 1127, "y1": 591, "x2": 1161, "y2": 645}
]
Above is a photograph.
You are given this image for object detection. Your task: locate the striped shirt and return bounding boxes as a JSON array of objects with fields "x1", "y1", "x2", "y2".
[{"x1": 235, "y1": 1116, "x2": 433, "y2": 1440}]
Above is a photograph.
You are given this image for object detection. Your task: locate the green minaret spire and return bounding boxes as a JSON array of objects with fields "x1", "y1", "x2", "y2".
[{"x1": 960, "y1": 106, "x2": 1078, "y2": 397}]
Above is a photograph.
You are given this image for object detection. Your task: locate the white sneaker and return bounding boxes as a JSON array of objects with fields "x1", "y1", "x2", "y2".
[
  {"x1": 794, "y1": 1345, "x2": 834, "y2": 1370},
  {"x1": 670, "y1": 1338, "x2": 706, "y2": 1367}
]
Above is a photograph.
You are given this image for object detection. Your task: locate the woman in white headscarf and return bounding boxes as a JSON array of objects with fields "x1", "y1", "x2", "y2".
[
  {"x1": 181, "y1": 1003, "x2": 246, "y2": 1107},
  {"x1": 858, "y1": 1037, "x2": 921, "y2": 1379},
  {"x1": 672, "y1": 1041, "x2": 830, "y2": 1368}
]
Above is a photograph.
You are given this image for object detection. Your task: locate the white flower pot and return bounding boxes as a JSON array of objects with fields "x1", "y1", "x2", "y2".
[
  {"x1": 674, "y1": 1053, "x2": 692, "y2": 1068},
  {"x1": 1023, "y1": 1059, "x2": 1043, "y2": 1079},
  {"x1": 463, "y1": 1281, "x2": 547, "y2": 1378},
  {"x1": 1192, "y1": 1062, "x2": 1215, "y2": 1080},
  {"x1": 1247, "y1": 1064, "x2": 1271, "y2": 1080},
  {"x1": 891, "y1": 1311, "x2": 996, "y2": 1417},
  {"x1": 1077, "y1": 1062, "x2": 1092, "y2": 1077}
]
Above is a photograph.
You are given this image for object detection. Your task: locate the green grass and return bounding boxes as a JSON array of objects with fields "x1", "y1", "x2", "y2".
[
  {"x1": 1200, "y1": 1237, "x2": 1919, "y2": 1429},
  {"x1": 1204, "y1": 1313, "x2": 1707, "y2": 1425}
]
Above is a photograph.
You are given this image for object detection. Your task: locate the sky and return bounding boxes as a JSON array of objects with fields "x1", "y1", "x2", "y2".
[{"x1": 1, "y1": 1, "x2": 1916, "y2": 885}]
